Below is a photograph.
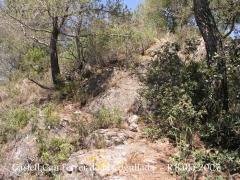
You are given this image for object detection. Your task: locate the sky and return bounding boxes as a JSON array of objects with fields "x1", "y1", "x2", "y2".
[{"x1": 123, "y1": 0, "x2": 145, "y2": 11}]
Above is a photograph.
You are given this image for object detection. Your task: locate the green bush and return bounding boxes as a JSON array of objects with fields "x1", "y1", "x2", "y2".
[
  {"x1": 140, "y1": 42, "x2": 182, "y2": 116},
  {"x1": 38, "y1": 137, "x2": 74, "y2": 165},
  {"x1": 201, "y1": 113, "x2": 240, "y2": 149},
  {"x1": 56, "y1": 79, "x2": 87, "y2": 103},
  {"x1": 20, "y1": 48, "x2": 49, "y2": 77},
  {"x1": 140, "y1": 39, "x2": 240, "y2": 179},
  {"x1": 0, "y1": 108, "x2": 38, "y2": 144},
  {"x1": 69, "y1": 108, "x2": 123, "y2": 149},
  {"x1": 43, "y1": 103, "x2": 60, "y2": 129},
  {"x1": 140, "y1": 42, "x2": 205, "y2": 142},
  {"x1": 93, "y1": 108, "x2": 123, "y2": 129}
]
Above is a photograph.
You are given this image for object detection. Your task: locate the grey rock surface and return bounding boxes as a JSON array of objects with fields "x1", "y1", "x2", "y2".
[
  {"x1": 62, "y1": 141, "x2": 162, "y2": 180},
  {"x1": 85, "y1": 128, "x2": 135, "y2": 149},
  {"x1": 83, "y1": 71, "x2": 142, "y2": 118}
]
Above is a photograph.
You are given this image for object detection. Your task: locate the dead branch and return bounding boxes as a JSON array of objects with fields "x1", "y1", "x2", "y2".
[{"x1": 28, "y1": 78, "x2": 55, "y2": 90}]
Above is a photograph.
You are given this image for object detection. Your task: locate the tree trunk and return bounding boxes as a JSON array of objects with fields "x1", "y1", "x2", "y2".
[
  {"x1": 193, "y1": 0, "x2": 229, "y2": 116},
  {"x1": 50, "y1": 17, "x2": 61, "y2": 87},
  {"x1": 75, "y1": 35, "x2": 85, "y2": 73}
]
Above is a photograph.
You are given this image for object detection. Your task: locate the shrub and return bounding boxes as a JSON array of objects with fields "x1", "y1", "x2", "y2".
[
  {"x1": 0, "y1": 108, "x2": 38, "y2": 144},
  {"x1": 70, "y1": 108, "x2": 123, "y2": 149},
  {"x1": 140, "y1": 42, "x2": 205, "y2": 142},
  {"x1": 20, "y1": 48, "x2": 49, "y2": 77},
  {"x1": 42, "y1": 103, "x2": 60, "y2": 129},
  {"x1": 140, "y1": 38, "x2": 240, "y2": 179},
  {"x1": 92, "y1": 108, "x2": 123, "y2": 129},
  {"x1": 201, "y1": 113, "x2": 240, "y2": 149},
  {"x1": 38, "y1": 137, "x2": 75, "y2": 165},
  {"x1": 140, "y1": 42, "x2": 182, "y2": 115}
]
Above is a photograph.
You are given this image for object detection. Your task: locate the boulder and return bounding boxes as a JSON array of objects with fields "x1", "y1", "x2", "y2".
[
  {"x1": 83, "y1": 71, "x2": 142, "y2": 118},
  {"x1": 62, "y1": 141, "x2": 163, "y2": 180},
  {"x1": 126, "y1": 115, "x2": 140, "y2": 132},
  {"x1": 129, "y1": 123, "x2": 140, "y2": 132},
  {"x1": 6, "y1": 134, "x2": 38, "y2": 177},
  {"x1": 126, "y1": 115, "x2": 139, "y2": 125}
]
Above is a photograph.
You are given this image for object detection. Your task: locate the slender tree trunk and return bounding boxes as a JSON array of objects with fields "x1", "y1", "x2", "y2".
[
  {"x1": 193, "y1": 0, "x2": 229, "y2": 116},
  {"x1": 50, "y1": 17, "x2": 61, "y2": 87},
  {"x1": 75, "y1": 35, "x2": 85, "y2": 72},
  {"x1": 75, "y1": 17, "x2": 86, "y2": 77}
]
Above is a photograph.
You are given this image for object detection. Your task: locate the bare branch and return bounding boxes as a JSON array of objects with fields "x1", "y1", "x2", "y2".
[
  {"x1": 20, "y1": 24, "x2": 49, "y2": 47},
  {"x1": 28, "y1": 78, "x2": 55, "y2": 90},
  {"x1": 223, "y1": 15, "x2": 237, "y2": 39},
  {"x1": 7, "y1": 14, "x2": 52, "y2": 34},
  {"x1": 60, "y1": 31, "x2": 94, "y2": 38}
]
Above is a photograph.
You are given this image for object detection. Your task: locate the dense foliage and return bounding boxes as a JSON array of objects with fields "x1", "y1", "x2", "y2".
[
  {"x1": 140, "y1": 39, "x2": 240, "y2": 177},
  {"x1": 0, "y1": 0, "x2": 239, "y2": 179}
]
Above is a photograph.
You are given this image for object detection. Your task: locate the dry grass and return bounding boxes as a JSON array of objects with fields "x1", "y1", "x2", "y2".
[
  {"x1": 126, "y1": 152, "x2": 145, "y2": 165},
  {"x1": 107, "y1": 70, "x2": 129, "y2": 88},
  {"x1": 0, "y1": 78, "x2": 48, "y2": 113}
]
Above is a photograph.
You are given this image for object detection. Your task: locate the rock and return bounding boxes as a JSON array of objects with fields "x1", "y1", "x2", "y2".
[
  {"x1": 126, "y1": 115, "x2": 139, "y2": 125},
  {"x1": 149, "y1": 51, "x2": 156, "y2": 57},
  {"x1": 129, "y1": 123, "x2": 139, "y2": 132},
  {"x1": 126, "y1": 115, "x2": 140, "y2": 132},
  {"x1": 60, "y1": 119, "x2": 70, "y2": 127},
  {"x1": 6, "y1": 134, "x2": 38, "y2": 175},
  {"x1": 38, "y1": 94, "x2": 51, "y2": 105},
  {"x1": 153, "y1": 55, "x2": 158, "y2": 61},
  {"x1": 136, "y1": 56, "x2": 152, "y2": 81},
  {"x1": 83, "y1": 71, "x2": 142, "y2": 118},
  {"x1": 145, "y1": 38, "x2": 166, "y2": 55},
  {"x1": 0, "y1": 92, "x2": 8, "y2": 102},
  {"x1": 73, "y1": 111, "x2": 82, "y2": 115},
  {"x1": 62, "y1": 140, "x2": 176, "y2": 180},
  {"x1": 84, "y1": 129, "x2": 135, "y2": 149},
  {"x1": 0, "y1": 167, "x2": 9, "y2": 180},
  {"x1": 194, "y1": 38, "x2": 207, "y2": 61}
]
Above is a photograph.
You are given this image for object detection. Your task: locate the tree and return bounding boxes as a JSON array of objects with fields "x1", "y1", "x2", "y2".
[
  {"x1": 0, "y1": 10, "x2": 30, "y2": 81},
  {"x1": 134, "y1": 0, "x2": 193, "y2": 33},
  {"x1": 2, "y1": 0, "x2": 128, "y2": 88},
  {"x1": 193, "y1": 0, "x2": 239, "y2": 116}
]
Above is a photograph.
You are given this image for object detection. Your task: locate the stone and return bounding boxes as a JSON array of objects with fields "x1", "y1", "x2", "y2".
[
  {"x1": 126, "y1": 115, "x2": 139, "y2": 125},
  {"x1": 84, "y1": 129, "x2": 135, "y2": 149},
  {"x1": 153, "y1": 55, "x2": 158, "y2": 61},
  {"x1": 60, "y1": 119, "x2": 70, "y2": 127},
  {"x1": 150, "y1": 51, "x2": 156, "y2": 57},
  {"x1": 0, "y1": 167, "x2": 9, "y2": 180},
  {"x1": 73, "y1": 111, "x2": 82, "y2": 115},
  {"x1": 129, "y1": 123, "x2": 140, "y2": 132}
]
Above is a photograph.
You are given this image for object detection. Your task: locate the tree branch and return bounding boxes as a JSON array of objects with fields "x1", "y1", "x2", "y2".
[
  {"x1": 110, "y1": 34, "x2": 131, "y2": 37},
  {"x1": 28, "y1": 78, "x2": 55, "y2": 90},
  {"x1": 223, "y1": 15, "x2": 236, "y2": 39},
  {"x1": 7, "y1": 14, "x2": 52, "y2": 34},
  {"x1": 20, "y1": 24, "x2": 49, "y2": 47}
]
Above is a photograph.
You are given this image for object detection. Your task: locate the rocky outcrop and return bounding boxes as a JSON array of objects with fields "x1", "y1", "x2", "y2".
[
  {"x1": 83, "y1": 70, "x2": 143, "y2": 118},
  {"x1": 84, "y1": 129, "x2": 135, "y2": 149},
  {"x1": 63, "y1": 139, "x2": 176, "y2": 180}
]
